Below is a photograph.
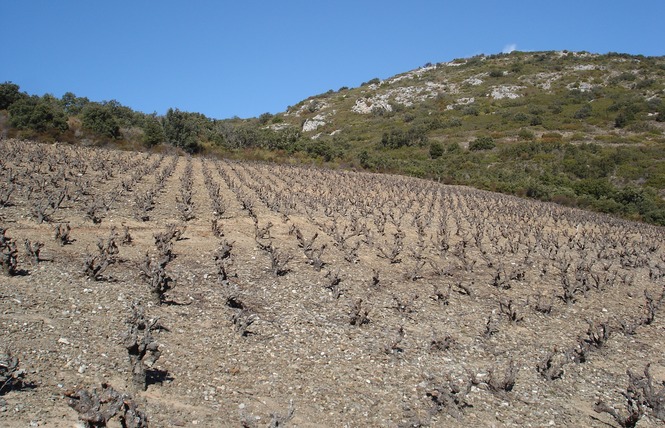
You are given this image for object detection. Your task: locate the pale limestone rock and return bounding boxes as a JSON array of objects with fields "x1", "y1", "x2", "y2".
[
  {"x1": 490, "y1": 85, "x2": 525, "y2": 99},
  {"x1": 302, "y1": 114, "x2": 327, "y2": 132}
]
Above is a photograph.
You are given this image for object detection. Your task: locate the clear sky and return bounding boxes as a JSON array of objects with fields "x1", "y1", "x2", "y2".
[{"x1": 2, "y1": 1, "x2": 664, "y2": 119}]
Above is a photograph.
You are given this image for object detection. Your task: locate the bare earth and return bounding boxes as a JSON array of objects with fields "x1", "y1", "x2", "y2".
[{"x1": 1, "y1": 139, "x2": 664, "y2": 427}]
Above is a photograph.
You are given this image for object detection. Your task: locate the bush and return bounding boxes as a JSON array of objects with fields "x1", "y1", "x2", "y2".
[
  {"x1": 514, "y1": 112, "x2": 529, "y2": 122},
  {"x1": 307, "y1": 141, "x2": 335, "y2": 161},
  {"x1": 573, "y1": 178, "x2": 616, "y2": 199},
  {"x1": 447, "y1": 118, "x2": 462, "y2": 127},
  {"x1": 462, "y1": 105, "x2": 479, "y2": 116},
  {"x1": 429, "y1": 141, "x2": 444, "y2": 159},
  {"x1": 447, "y1": 143, "x2": 462, "y2": 153},
  {"x1": 573, "y1": 104, "x2": 592, "y2": 119},
  {"x1": 469, "y1": 136, "x2": 495, "y2": 151},
  {"x1": 541, "y1": 132, "x2": 563, "y2": 143},
  {"x1": 615, "y1": 111, "x2": 632, "y2": 128},
  {"x1": 361, "y1": 78, "x2": 380, "y2": 86}
]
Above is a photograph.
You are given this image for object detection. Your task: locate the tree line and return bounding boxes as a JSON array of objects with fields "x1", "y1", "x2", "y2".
[{"x1": 0, "y1": 81, "x2": 305, "y2": 154}]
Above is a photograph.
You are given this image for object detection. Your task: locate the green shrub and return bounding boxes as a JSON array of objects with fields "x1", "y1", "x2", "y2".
[
  {"x1": 530, "y1": 115, "x2": 543, "y2": 126},
  {"x1": 447, "y1": 142, "x2": 462, "y2": 153},
  {"x1": 462, "y1": 106, "x2": 479, "y2": 116},
  {"x1": 447, "y1": 118, "x2": 462, "y2": 127},
  {"x1": 469, "y1": 136, "x2": 495, "y2": 151},
  {"x1": 614, "y1": 111, "x2": 631, "y2": 128},
  {"x1": 429, "y1": 141, "x2": 444, "y2": 159},
  {"x1": 518, "y1": 129, "x2": 535, "y2": 140},
  {"x1": 514, "y1": 112, "x2": 529, "y2": 122},
  {"x1": 573, "y1": 104, "x2": 592, "y2": 119}
]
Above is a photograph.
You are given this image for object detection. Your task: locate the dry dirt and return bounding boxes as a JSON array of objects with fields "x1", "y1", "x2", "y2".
[{"x1": 1, "y1": 139, "x2": 664, "y2": 427}]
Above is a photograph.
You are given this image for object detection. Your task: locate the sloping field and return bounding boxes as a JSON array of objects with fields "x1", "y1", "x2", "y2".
[{"x1": 1, "y1": 139, "x2": 664, "y2": 427}]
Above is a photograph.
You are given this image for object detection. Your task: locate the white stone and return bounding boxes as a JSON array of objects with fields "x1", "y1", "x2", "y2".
[
  {"x1": 490, "y1": 85, "x2": 525, "y2": 99},
  {"x1": 302, "y1": 114, "x2": 327, "y2": 132}
]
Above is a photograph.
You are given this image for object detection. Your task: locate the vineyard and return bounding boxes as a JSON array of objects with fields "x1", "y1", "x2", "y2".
[{"x1": 1, "y1": 138, "x2": 665, "y2": 427}]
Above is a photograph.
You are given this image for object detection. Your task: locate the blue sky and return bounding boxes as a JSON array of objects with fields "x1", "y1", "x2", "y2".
[{"x1": 2, "y1": 1, "x2": 664, "y2": 119}]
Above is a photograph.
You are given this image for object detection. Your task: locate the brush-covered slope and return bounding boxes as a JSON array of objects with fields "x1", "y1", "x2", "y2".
[{"x1": 265, "y1": 50, "x2": 665, "y2": 224}]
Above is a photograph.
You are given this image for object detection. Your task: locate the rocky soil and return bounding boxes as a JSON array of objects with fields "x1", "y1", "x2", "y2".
[{"x1": 1, "y1": 139, "x2": 664, "y2": 427}]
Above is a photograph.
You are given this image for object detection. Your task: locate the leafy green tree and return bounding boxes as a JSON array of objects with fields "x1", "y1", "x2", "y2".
[
  {"x1": 81, "y1": 103, "x2": 120, "y2": 138},
  {"x1": 60, "y1": 92, "x2": 90, "y2": 115},
  {"x1": 8, "y1": 95, "x2": 68, "y2": 132},
  {"x1": 102, "y1": 99, "x2": 140, "y2": 128},
  {"x1": 163, "y1": 108, "x2": 201, "y2": 153},
  {"x1": 0, "y1": 82, "x2": 25, "y2": 110},
  {"x1": 141, "y1": 115, "x2": 165, "y2": 147}
]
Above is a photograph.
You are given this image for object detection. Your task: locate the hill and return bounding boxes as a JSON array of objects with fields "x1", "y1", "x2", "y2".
[
  {"x1": 1, "y1": 50, "x2": 665, "y2": 224},
  {"x1": 272, "y1": 50, "x2": 665, "y2": 224},
  {"x1": 1, "y1": 139, "x2": 665, "y2": 427}
]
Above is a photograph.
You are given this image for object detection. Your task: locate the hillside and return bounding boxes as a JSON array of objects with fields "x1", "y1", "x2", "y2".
[
  {"x1": 271, "y1": 50, "x2": 665, "y2": 223},
  {"x1": 1, "y1": 50, "x2": 665, "y2": 224},
  {"x1": 1, "y1": 139, "x2": 665, "y2": 427}
]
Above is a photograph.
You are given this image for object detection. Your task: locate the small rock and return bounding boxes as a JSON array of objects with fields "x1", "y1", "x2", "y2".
[{"x1": 58, "y1": 338, "x2": 70, "y2": 345}]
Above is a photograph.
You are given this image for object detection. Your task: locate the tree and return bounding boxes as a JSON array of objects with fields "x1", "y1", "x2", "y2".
[
  {"x1": 0, "y1": 82, "x2": 25, "y2": 110},
  {"x1": 163, "y1": 108, "x2": 201, "y2": 153},
  {"x1": 60, "y1": 92, "x2": 90, "y2": 115},
  {"x1": 102, "y1": 100, "x2": 140, "y2": 128},
  {"x1": 141, "y1": 115, "x2": 165, "y2": 147},
  {"x1": 8, "y1": 95, "x2": 68, "y2": 133},
  {"x1": 81, "y1": 103, "x2": 120, "y2": 138}
]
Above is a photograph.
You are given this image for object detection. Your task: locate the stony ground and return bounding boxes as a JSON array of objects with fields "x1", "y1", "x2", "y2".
[{"x1": 1, "y1": 139, "x2": 664, "y2": 427}]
